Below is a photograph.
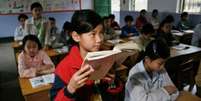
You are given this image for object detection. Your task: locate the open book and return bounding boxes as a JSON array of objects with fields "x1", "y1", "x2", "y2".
[
  {"x1": 29, "y1": 73, "x2": 55, "y2": 88},
  {"x1": 83, "y1": 41, "x2": 140, "y2": 80}
]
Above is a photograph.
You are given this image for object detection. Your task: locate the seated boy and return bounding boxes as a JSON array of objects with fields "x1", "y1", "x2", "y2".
[
  {"x1": 121, "y1": 15, "x2": 139, "y2": 38},
  {"x1": 125, "y1": 39, "x2": 179, "y2": 101}
]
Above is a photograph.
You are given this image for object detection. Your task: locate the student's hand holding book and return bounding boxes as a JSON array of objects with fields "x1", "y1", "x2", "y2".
[
  {"x1": 67, "y1": 64, "x2": 94, "y2": 94},
  {"x1": 164, "y1": 85, "x2": 177, "y2": 95}
]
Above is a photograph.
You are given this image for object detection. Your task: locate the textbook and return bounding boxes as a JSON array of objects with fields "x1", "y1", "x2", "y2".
[
  {"x1": 83, "y1": 41, "x2": 140, "y2": 80},
  {"x1": 29, "y1": 73, "x2": 55, "y2": 88}
]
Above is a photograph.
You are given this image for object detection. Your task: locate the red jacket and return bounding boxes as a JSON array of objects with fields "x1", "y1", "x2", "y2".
[{"x1": 52, "y1": 46, "x2": 94, "y2": 101}]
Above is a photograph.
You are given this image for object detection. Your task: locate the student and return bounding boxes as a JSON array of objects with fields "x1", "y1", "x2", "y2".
[
  {"x1": 149, "y1": 9, "x2": 160, "y2": 30},
  {"x1": 46, "y1": 17, "x2": 61, "y2": 48},
  {"x1": 135, "y1": 9, "x2": 148, "y2": 31},
  {"x1": 157, "y1": 19, "x2": 176, "y2": 46},
  {"x1": 177, "y1": 12, "x2": 191, "y2": 31},
  {"x1": 121, "y1": 15, "x2": 139, "y2": 38},
  {"x1": 125, "y1": 39, "x2": 179, "y2": 101},
  {"x1": 50, "y1": 10, "x2": 112, "y2": 101},
  {"x1": 109, "y1": 14, "x2": 120, "y2": 30},
  {"x1": 191, "y1": 22, "x2": 201, "y2": 47},
  {"x1": 18, "y1": 35, "x2": 55, "y2": 78},
  {"x1": 24, "y1": 2, "x2": 49, "y2": 47},
  {"x1": 103, "y1": 16, "x2": 117, "y2": 40},
  {"x1": 60, "y1": 21, "x2": 72, "y2": 46},
  {"x1": 14, "y1": 14, "x2": 28, "y2": 41},
  {"x1": 133, "y1": 23, "x2": 155, "y2": 51}
]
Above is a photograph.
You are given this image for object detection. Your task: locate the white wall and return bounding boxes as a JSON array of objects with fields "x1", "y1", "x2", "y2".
[
  {"x1": 120, "y1": 0, "x2": 130, "y2": 11},
  {"x1": 81, "y1": 0, "x2": 93, "y2": 9},
  {"x1": 148, "y1": 0, "x2": 178, "y2": 12}
]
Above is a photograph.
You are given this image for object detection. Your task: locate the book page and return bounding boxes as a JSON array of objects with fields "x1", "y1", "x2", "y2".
[
  {"x1": 113, "y1": 41, "x2": 141, "y2": 51},
  {"x1": 29, "y1": 76, "x2": 45, "y2": 88},
  {"x1": 42, "y1": 73, "x2": 55, "y2": 84}
]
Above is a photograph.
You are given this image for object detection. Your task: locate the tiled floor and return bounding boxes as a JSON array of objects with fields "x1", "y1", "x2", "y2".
[{"x1": 0, "y1": 43, "x2": 24, "y2": 101}]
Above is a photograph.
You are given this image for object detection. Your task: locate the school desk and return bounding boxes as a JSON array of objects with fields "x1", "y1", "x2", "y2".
[
  {"x1": 176, "y1": 91, "x2": 201, "y2": 101},
  {"x1": 172, "y1": 30, "x2": 194, "y2": 45},
  {"x1": 19, "y1": 78, "x2": 52, "y2": 101}
]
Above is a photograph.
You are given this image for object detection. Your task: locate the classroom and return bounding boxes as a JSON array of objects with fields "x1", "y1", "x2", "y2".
[{"x1": 1, "y1": 0, "x2": 201, "y2": 101}]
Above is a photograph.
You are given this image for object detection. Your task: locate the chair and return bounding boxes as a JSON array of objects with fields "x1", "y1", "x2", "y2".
[{"x1": 165, "y1": 54, "x2": 200, "y2": 91}]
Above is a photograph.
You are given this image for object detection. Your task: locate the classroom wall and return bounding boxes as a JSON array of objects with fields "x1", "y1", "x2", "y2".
[
  {"x1": 0, "y1": 0, "x2": 93, "y2": 38},
  {"x1": 147, "y1": 0, "x2": 178, "y2": 12}
]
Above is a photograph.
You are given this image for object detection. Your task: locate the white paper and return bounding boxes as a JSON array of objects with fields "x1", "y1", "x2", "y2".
[{"x1": 29, "y1": 73, "x2": 55, "y2": 88}]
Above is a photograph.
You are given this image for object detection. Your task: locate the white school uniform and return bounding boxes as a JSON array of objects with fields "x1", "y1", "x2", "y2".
[{"x1": 125, "y1": 60, "x2": 179, "y2": 101}]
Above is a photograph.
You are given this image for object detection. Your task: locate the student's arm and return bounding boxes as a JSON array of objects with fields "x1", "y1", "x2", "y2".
[
  {"x1": 50, "y1": 74, "x2": 76, "y2": 101},
  {"x1": 161, "y1": 68, "x2": 179, "y2": 100},
  {"x1": 53, "y1": 64, "x2": 94, "y2": 101},
  {"x1": 125, "y1": 77, "x2": 172, "y2": 101},
  {"x1": 36, "y1": 51, "x2": 55, "y2": 75},
  {"x1": 18, "y1": 53, "x2": 37, "y2": 78}
]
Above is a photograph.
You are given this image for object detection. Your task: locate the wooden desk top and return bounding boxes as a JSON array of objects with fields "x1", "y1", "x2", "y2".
[
  {"x1": 11, "y1": 41, "x2": 22, "y2": 48},
  {"x1": 19, "y1": 78, "x2": 52, "y2": 96},
  {"x1": 170, "y1": 44, "x2": 201, "y2": 57},
  {"x1": 176, "y1": 91, "x2": 201, "y2": 101}
]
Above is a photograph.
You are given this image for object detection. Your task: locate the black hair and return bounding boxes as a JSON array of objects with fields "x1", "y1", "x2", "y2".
[
  {"x1": 71, "y1": 10, "x2": 102, "y2": 34},
  {"x1": 141, "y1": 23, "x2": 155, "y2": 35},
  {"x1": 103, "y1": 16, "x2": 110, "y2": 21},
  {"x1": 158, "y1": 19, "x2": 172, "y2": 33},
  {"x1": 152, "y1": 9, "x2": 158, "y2": 16},
  {"x1": 145, "y1": 39, "x2": 170, "y2": 60},
  {"x1": 140, "y1": 9, "x2": 147, "y2": 14},
  {"x1": 69, "y1": 10, "x2": 102, "y2": 45},
  {"x1": 62, "y1": 21, "x2": 72, "y2": 32},
  {"x1": 18, "y1": 14, "x2": 28, "y2": 21},
  {"x1": 109, "y1": 14, "x2": 115, "y2": 19},
  {"x1": 124, "y1": 15, "x2": 133, "y2": 22},
  {"x1": 164, "y1": 14, "x2": 174, "y2": 23},
  {"x1": 22, "y1": 35, "x2": 42, "y2": 50},
  {"x1": 181, "y1": 12, "x2": 188, "y2": 18},
  {"x1": 31, "y1": 2, "x2": 43, "y2": 11},
  {"x1": 49, "y1": 17, "x2": 56, "y2": 22}
]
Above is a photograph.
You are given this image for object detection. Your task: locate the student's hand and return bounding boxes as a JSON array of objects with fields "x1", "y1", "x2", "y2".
[
  {"x1": 102, "y1": 73, "x2": 115, "y2": 83},
  {"x1": 164, "y1": 85, "x2": 177, "y2": 95},
  {"x1": 128, "y1": 33, "x2": 134, "y2": 36},
  {"x1": 67, "y1": 64, "x2": 94, "y2": 94}
]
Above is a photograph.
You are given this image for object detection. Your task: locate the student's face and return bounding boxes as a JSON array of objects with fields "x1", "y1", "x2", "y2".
[
  {"x1": 32, "y1": 7, "x2": 42, "y2": 19},
  {"x1": 49, "y1": 20, "x2": 56, "y2": 28},
  {"x1": 19, "y1": 18, "x2": 27, "y2": 26},
  {"x1": 146, "y1": 58, "x2": 165, "y2": 72},
  {"x1": 143, "y1": 33, "x2": 152, "y2": 40},
  {"x1": 104, "y1": 19, "x2": 111, "y2": 27},
  {"x1": 24, "y1": 40, "x2": 39, "y2": 57},
  {"x1": 78, "y1": 24, "x2": 104, "y2": 52},
  {"x1": 127, "y1": 21, "x2": 132, "y2": 26},
  {"x1": 161, "y1": 23, "x2": 172, "y2": 33}
]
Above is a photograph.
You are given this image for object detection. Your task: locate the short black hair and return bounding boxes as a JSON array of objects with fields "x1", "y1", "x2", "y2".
[
  {"x1": 140, "y1": 9, "x2": 147, "y2": 14},
  {"x1": 31, "y1": 2, "x2": 43, "y2": 11},
  {"x1": 109, "y1": 14, "x2": 115, "y2": 19},
  {"x1": 49, "y1": 17, "x2": 56, "y2": 22},
  {"x1": 102, "y1": 16, "x2": 110, "y2": 21},
  {"x1": 124, "y1": 15, "x2": 133, "y2": 22},
  {"x1": 141, "y1": 23, "x2": 155, "y2": 35},
  {"x1": 62, "y1": 21, "x2": 72, "y2": 32},
  {"x1": 18, "y1": 14, "x2": 28, "y2": 21},
  {"x1": 164, "y1": 14, "x2": 174, "y2": 23},
  {"x1": 145, "y1": 39, "x2": 170, "y2": 60},
  {"x1": 181, "y1": 12, "x2": 188, "y2": 18},
  {"x1": 22, "y1": 35, "x2": 42, "y2": 50}
]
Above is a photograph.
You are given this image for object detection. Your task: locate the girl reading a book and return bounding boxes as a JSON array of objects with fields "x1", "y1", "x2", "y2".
[
  {"x1": 50, "y1": 10, "x2": 114, "y2": 101},
  {"x1": 18, "y1": 35, "x2": 55, "y2": 78}
]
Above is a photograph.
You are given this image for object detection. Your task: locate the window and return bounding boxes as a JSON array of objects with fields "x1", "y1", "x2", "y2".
[{"x1": 180, "y1": 0, "x2": 201, "y2": 13}]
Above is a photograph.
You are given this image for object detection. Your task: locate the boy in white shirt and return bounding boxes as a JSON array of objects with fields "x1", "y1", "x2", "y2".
[
  {"x1": 14, "y1": 14, "x2": 28, "y2": 41},
  {"x1": 125, "y1": 39, "x2": 179, "y2": 101}
]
